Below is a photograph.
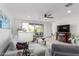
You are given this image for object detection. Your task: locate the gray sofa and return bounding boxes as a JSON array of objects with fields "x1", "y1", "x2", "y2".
[{"x1": 51, "y1": 44, "x2": 79, "y2": 56}]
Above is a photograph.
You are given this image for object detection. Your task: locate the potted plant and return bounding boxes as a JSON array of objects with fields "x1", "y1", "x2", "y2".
[{"x1": 69, "y1": 34, "x2": 79, "y2": 45}]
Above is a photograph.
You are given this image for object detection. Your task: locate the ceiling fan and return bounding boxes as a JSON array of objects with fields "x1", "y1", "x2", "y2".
[
  {"x1": 41, "y1": 12, "x2": 54, "y2": 21},
  {"x1": 35, "y1": 12, "x2": 54, "y2": 21}
]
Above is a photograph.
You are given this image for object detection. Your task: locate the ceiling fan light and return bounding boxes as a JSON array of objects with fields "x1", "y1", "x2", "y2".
[
  {"x1": 67, "y1": 10, "x2": 71, "y2": 14},
  {"x1": 44, "y1": 18, "x2": 48, "y2": 20}
]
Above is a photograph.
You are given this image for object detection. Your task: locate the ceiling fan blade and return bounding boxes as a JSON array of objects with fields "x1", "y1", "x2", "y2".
[
  {"x1": 47, "y1": 17, "x2": 54, "y2": 18},
  {"x1": 65, "y1": 3, "x2": 73, "y2": 7},
  {"x1": 47, "y1": 14, "x2": 52, "y2": 16}
]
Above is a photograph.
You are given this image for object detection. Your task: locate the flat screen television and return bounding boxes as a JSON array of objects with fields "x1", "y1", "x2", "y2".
[{"x1": 57, "y1": 24, "x2": 70, "y2": 32}]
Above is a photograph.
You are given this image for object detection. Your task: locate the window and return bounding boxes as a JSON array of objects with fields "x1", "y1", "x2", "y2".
[
  {"x1": 22, "y1": 23, "x2": 29, "y2": 31},
  {"x1": 22, "y1": 23, "x2": 43, "y2": 33},
  {"x1": 22, "y1": 23, "x2": 44, "y2": 37},
  {"x1": 34, "y1": 25, "x2": 43, "y2": 33}
]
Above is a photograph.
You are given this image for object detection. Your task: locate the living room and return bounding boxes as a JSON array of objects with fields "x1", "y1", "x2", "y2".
[{"x1": 0, "y1": 2, "x2": 79, "y2": 56}]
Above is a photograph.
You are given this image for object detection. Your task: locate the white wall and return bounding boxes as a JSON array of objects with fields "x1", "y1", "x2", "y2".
[
  {"x1": 44, "y1": 22, "x2": 52, "y2": 37},
  {"x1": 52, "y1": 14, "x2": 79, "y2": 35}
]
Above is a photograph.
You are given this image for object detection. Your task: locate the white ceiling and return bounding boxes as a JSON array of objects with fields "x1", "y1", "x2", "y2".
[{"x1": 3, "y1": 3, "x2": 79, "y2": 22}]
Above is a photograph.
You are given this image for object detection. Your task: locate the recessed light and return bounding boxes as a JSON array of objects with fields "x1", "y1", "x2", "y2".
[{"x1": 67, "y1": 10, "x2": 71, "y2": 14}]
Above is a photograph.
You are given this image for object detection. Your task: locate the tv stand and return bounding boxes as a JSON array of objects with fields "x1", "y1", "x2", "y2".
[{"x1": 56, "y1": 32, "x2": 71, "y2": 43}]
